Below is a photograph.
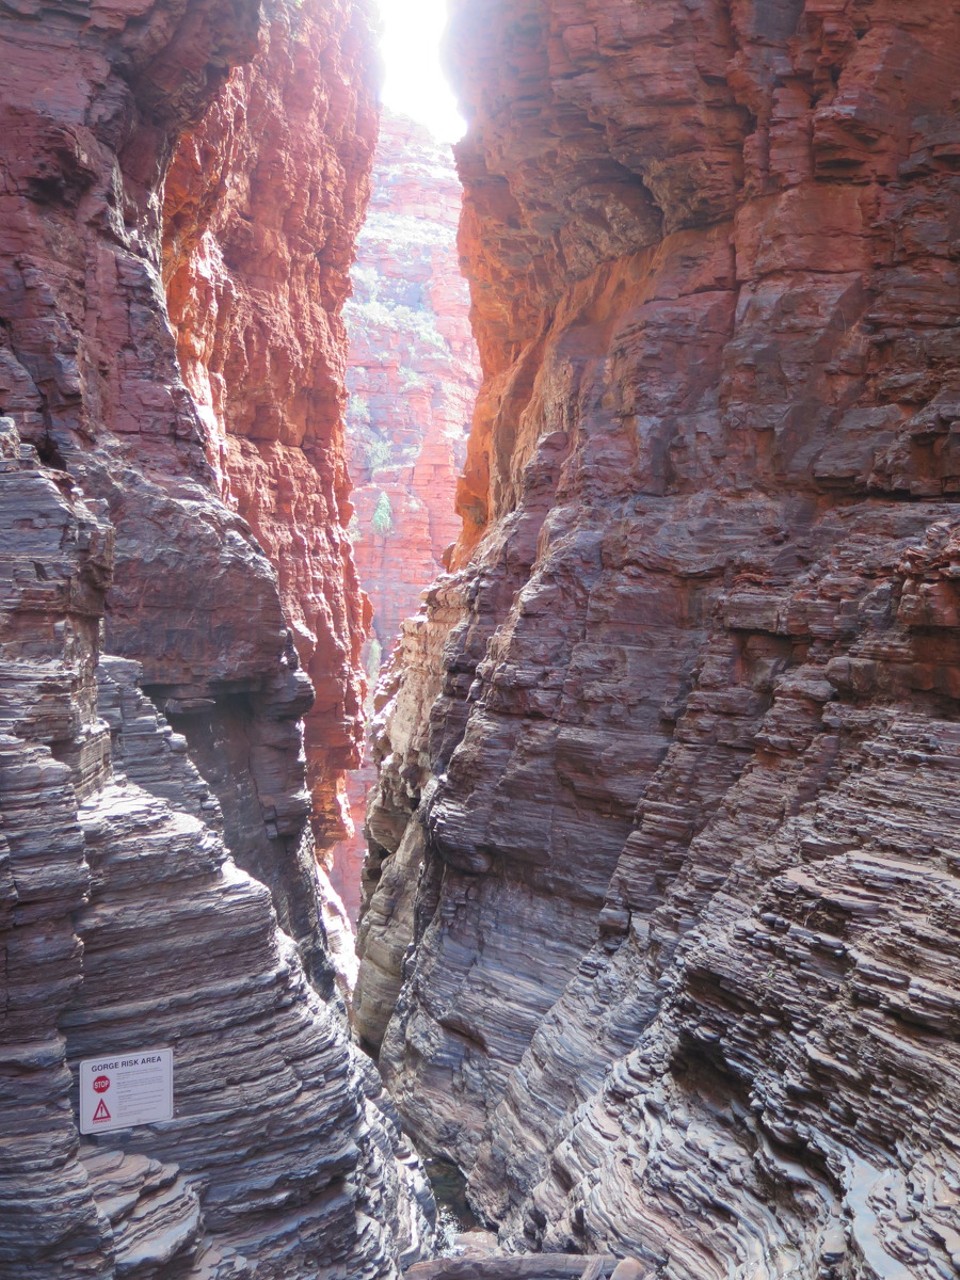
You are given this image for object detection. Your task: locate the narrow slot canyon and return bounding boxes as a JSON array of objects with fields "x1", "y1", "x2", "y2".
[
  {"x1": 2, "y1": 2, "x2": 960, "y2": 1280},
  {"x1": 330, "y1": 110, "x2": 479, "y2": 930}
]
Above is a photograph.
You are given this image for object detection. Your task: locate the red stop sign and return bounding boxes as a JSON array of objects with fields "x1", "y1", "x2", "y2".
[{"x1": 93, "y1": 1075, "x2": 110, "y2": 1094}]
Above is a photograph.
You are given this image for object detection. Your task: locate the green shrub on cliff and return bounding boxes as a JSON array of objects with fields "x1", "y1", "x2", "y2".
[
  {"x1": 365, "y1": 435, "x2": 393, "y2": 472},
  {"x1": 371, "y1": 491, "x2": 393, "y2": 536}
]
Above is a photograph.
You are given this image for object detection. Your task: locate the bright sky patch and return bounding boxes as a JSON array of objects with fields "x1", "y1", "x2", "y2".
[{"x1": 376, "y1": 0, "x2": 466, "y2": 143}]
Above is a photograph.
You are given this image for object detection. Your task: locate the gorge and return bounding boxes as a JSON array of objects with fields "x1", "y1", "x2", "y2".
[
  {"x1": 332, "y1": 110, "x2": 480, "y2": 925},
  {"x1": 2, "y1": 1, "x2": 960, "y2": 1279}
]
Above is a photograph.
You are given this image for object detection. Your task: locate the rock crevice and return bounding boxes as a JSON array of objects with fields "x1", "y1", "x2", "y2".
[{"x1": 331, "y1": 110, "x2": 481, "y2": 925}]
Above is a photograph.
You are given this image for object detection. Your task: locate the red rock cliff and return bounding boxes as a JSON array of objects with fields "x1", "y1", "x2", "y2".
[
  {"x1": 359, "y1": 2, "x2": 960, "y2": 1275},
  {"x1": 162, "y1": 0, "x2": 374, "y2": 880},
  {"x1": 330, "y1": 111, "x2": 479, "y2": 923},
  {"x1": 0, "y1": 0, "x2": 431, "y2": 1273}
]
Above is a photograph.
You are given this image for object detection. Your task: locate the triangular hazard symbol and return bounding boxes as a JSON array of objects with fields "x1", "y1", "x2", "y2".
[{"x1": 93, "y1": 1098, "x2": 111, "y2": 1122}]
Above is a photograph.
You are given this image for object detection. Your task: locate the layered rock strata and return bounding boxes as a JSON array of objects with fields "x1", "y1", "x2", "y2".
[
  {"x1": 332, "y1": 111, "x2": 479, "y2": 923},
  {"x1": 162, "y1": 0, "x2": 377, "y2": 946},
  {"x1": 358, "y1": 2, "x2": 960, "y2": 1275},
  {"x1": 0, "y1": 418, "x2": 430, "y2": 1277},
  {"x1": 407, "y1": 1256, "x2": 626, "y2": 1279},
  {"x1": 0, "y1": 0, "x2": 430, "y2": 1274}
]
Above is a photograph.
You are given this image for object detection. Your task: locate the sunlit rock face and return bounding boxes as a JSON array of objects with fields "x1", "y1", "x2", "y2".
[
  {"x1": 346, "y1": 112, "x2": 479, "y2": 658},
  {"x1": 331, "y1": 111, "x2": 480, "y2": 924},
  {"x1": 163, "y1": 0, "x2": 376, "y2": 927},
  {"x1": 0, "y1": 0, "x2": 431, "y2": 1273},
  {"x1": 359, "y1": 1, "x2": 960, "y2": 1274}
]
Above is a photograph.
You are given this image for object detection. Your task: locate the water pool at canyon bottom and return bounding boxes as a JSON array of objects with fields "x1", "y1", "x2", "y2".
[{"x1": 425, "y1": 1156, "x2": 485, "y2": 1254}]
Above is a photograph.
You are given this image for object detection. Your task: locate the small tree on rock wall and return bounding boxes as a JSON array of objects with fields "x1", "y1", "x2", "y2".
[{"x1": 371, "y1": 490, "x2": 393, "y2": 536}]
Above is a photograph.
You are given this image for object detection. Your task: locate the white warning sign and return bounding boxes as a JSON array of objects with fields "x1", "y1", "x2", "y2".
[{"x1": 79, "y1": 1048, "x2": 174, "y2": 1135}]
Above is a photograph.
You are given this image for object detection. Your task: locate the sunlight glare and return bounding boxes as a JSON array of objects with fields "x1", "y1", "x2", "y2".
[{"x1": 376, "y1": 0, "x2": 466, "y2": 143}]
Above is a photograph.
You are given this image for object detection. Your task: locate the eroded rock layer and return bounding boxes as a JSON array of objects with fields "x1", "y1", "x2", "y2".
[
  {"x1": 0, "y1": 0, "x2": 429, "y2": 1274},
  {"x1": 359, "y1": 2, "x2": 960, "y2": 1275},
  {"x1": 162, "y1": 0, "x2": 376, "y2": 905}
]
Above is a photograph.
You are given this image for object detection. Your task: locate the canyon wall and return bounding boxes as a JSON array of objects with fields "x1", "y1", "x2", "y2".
[
  {"x1": 359, "y1": 2, "x2": 960, "y2": 1276},
  {"x1": 0, "y1": 0, "x2": 430, "y2": 1274},
  {"x1": 162, "y1": 0, "x2": 376, "y2": 967},
  {"x1": 332, "y1": 111, "x2": 480, "y2": 923}
]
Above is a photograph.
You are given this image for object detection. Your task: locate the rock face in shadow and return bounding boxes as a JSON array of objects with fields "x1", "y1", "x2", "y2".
[
  {"x1": 331, "y1": 112, "x2": 480, "y2": 924},
  {"x1": 358, "y1": 2, "x2": 960, "y2": 1274},
  {"x1": 0, "y1": 0, "x2": 430, "y2": 1274}
]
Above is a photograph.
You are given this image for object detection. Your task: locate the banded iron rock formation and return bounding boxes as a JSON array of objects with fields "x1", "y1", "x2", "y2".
[
  {"x1": 357, "y1": 1, "x2": 960, "y2": 1277},
  {"x1": 0, "y1": 0, "x2": 431, "y2": 1275},
  {"x1": 161, "y1": 0, "x2": 376, "y2": 971},
  {"x1": 331, "y1": 111, "x2": 480, "y2": 924}
]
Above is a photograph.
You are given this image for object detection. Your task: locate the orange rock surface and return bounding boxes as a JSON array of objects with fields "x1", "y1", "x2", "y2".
[{"x1": 163, "y1": 0, "x2": 377, "y2": 857}]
